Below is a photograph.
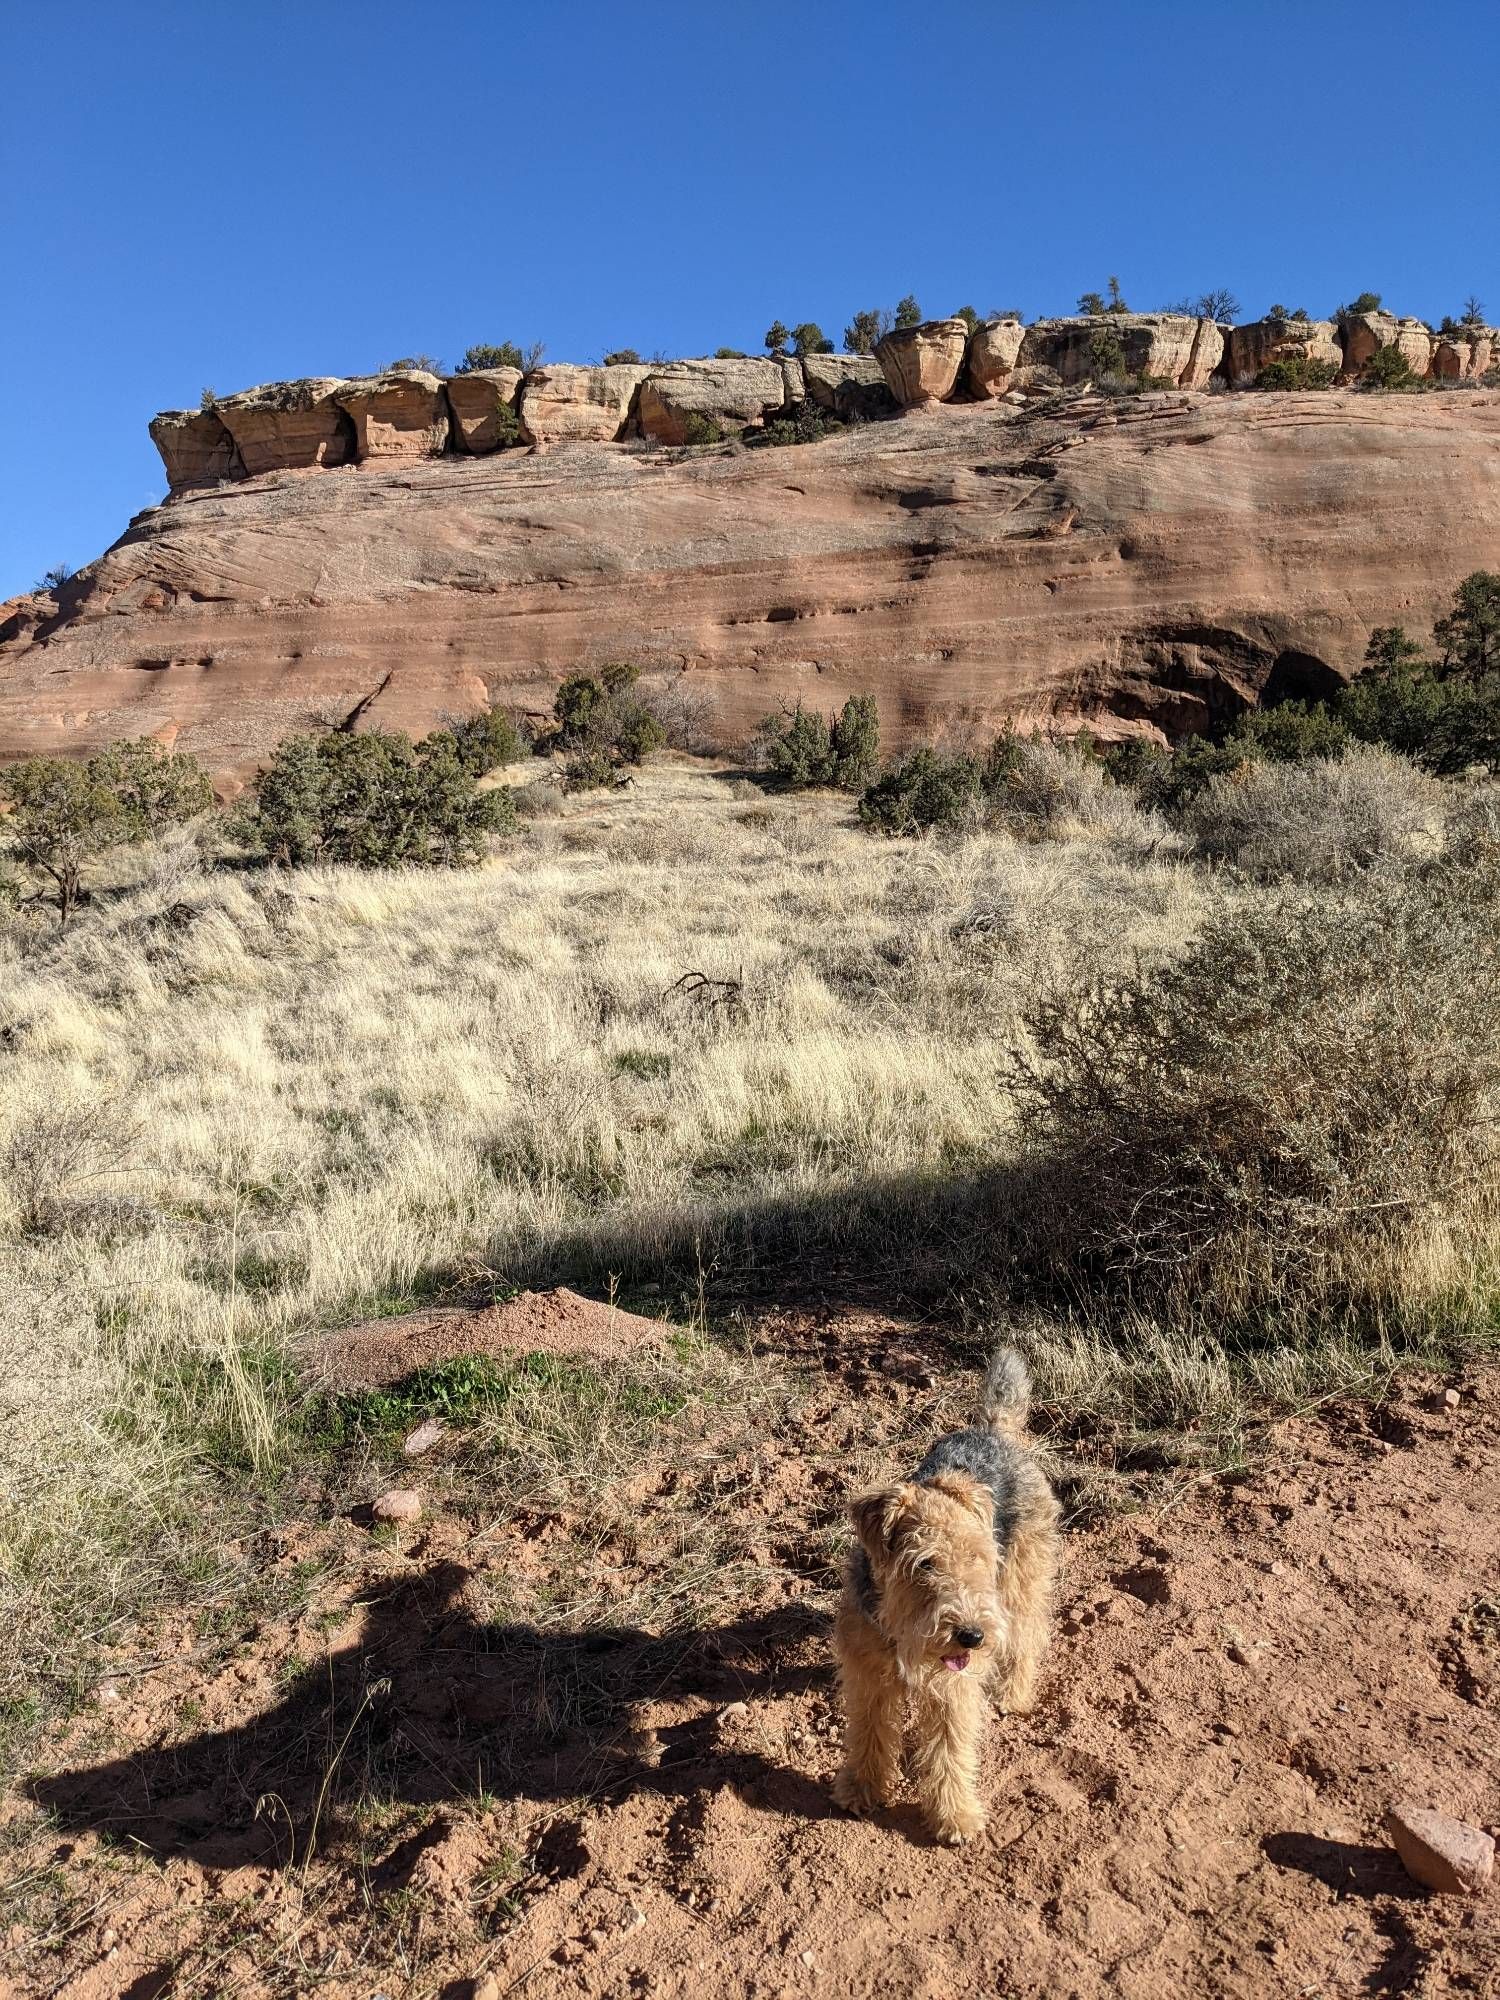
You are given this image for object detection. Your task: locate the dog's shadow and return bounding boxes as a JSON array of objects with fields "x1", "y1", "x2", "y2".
[{"x1": 29, "y1": 1562, "x2": 840, "y2": 1871}]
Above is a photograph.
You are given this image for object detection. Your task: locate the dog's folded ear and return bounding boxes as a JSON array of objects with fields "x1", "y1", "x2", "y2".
[
  {"x1": 849, "y1": 1485, "x2": 912, "y2": 1559},
  {"x1": 926, "y1": 1471, "x2": 995, "y2": 1528}
]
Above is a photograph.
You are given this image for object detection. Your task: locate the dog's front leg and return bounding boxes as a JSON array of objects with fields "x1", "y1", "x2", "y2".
[
  {"x1": 909, "y1": 1672, "x2": 986, "y2": 1844},
  {"x1": 832, "y1": 1605, "x2": 903, "y2": 1814}
]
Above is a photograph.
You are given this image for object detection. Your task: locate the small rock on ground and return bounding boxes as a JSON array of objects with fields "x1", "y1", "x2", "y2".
[
  {"x1": 1385, "y1": 1803, "x2": 1495, "y2": 1896},
  {"x1": 372, "y1": 1488, "x2": 422, "y2": 1524}
]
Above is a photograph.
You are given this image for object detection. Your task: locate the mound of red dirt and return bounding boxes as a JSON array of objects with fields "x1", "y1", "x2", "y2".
[{"x1": 302, "y1": 1285, "x2": 668, "y2": 1392}]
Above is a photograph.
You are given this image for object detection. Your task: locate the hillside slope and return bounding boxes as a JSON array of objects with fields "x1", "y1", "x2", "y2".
[{"x1": 5, "y1": 389, "x2": 1500, "y2": 784}]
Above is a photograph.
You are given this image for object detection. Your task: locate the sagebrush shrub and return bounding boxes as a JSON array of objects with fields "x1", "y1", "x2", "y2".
[
  {"x1": 1013, "y1": 857, "x2": 1500, "y2": 1323},
  {"x1": 1183, "y1": 744, "x2": 1444, "y2": 881}
]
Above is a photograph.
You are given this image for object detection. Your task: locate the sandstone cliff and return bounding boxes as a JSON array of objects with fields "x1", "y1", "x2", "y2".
[{"x1": 7, "y1": 388, "x2": 1500, "y2": 787}]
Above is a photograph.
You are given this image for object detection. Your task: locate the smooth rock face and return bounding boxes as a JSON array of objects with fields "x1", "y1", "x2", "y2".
[
  {"x1": 215, "y1": 378, "x2": 354, "y2": 476},
  {"x1": 149, "y1": 408, "x2": 246, "y2": 492},
  {"x1": 9, "y1": 392, "x2": 1500, "y2": 785},
  {"x1": 800, "y1": 352, "x2": 895, "y2": 419},
  {"x1": 636, "y1": 357, "x2": 789, "y2": 444},
  {"x1": 1384, "y1": 1804, "x2": 1494, "y2": 1895},
  {"x1": 875, "y1": 318, "x2": 972, "y2": 405},
  {"x1": 518, "y1": 363, "x2": 651, "y2": 445},
  {"x1": 967, "y1": 319, "x2": 1028, "y2": 398},
  {"x1": 1343, "y1": 313, "x2": 1435, "y2": 377},
  {"x1": 1179, "y1": 318, "x2": 1227, "y2": 389},
  {"x1": 335, "y1": 371, "x2": 449, "y2": 461},
  {"x1": 1226, "y1": 318, "x2": 1344, "y2": 386},
  {"x1": 445, "y1": 367, "x2": 524, "y2": 451}
]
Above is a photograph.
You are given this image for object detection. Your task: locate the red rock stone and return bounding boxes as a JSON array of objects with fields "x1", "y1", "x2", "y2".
[{"x1": 1385, "y1": 1803, "x2": 1494, "y2": 1895}]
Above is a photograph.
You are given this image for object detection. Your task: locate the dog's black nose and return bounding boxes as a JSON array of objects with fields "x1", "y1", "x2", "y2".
[{"x1": 954, "y1": 1625, "x2": 984, "y2": 1650}]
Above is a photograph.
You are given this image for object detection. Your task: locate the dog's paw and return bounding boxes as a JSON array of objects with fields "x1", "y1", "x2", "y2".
[
  {"x1": 832, "y1": 1768, "x2": 891, "y2": 1815},
  {"x1": 931, "y1": 1807, "x2": 986, "y2": 1846}
]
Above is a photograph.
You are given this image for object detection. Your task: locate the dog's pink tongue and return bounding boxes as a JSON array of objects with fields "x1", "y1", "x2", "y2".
[{"x1": 942, "y1": 1652, "x2": 970, "y2": 1673}]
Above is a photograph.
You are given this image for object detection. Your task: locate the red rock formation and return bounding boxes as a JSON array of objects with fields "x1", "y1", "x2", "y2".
[
  {"x1": 1226, "y1": 318, "x2": 1343, "y2": 387},
  {"x1": 334, "y1": 371, "x2": 449, "y2": 461},
  {"x1": 444, "y1": 367, "x2": 523, "y2": 452},
  {"x1": 635, "y1": 358, "x2": 791, "y2": 443},
  {"x1": 8, "y1": 389, "x2": 1500, "y2": 788}
]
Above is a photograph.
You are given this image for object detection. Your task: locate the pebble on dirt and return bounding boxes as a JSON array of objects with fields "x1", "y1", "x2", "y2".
[
  {"x1": 372, "y1": 1488, "x2": 423, "y2": 1524},
  {"x1": 1384, "y1": 1802, "x2": 1495, "y2": 1896},
  {"x1": 403, "y1": 1417, "x2": 447, "y2": 1456}
]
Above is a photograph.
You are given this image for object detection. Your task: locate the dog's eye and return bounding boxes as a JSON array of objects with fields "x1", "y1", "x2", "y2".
[{"x1": 917, "y1": 1557, "x2": 936, "y2": 1573}]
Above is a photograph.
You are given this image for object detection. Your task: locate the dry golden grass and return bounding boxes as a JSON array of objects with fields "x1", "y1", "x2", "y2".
[{"x1": 1, "y1": 753, "x2": 1492, "y2": 1761}]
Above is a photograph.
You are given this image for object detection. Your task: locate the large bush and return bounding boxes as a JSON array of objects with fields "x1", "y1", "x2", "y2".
[
  {"x1": 857, "y1": 735, "x2": 1155, "y2": 844},
  {"x1": 758, "y1": 696, "x2": 881, "y2": 792},
  {"x1": 858, "y1": 747, "x2": 983, "y2": 834},
  {"x1": 1253, "y1": 357, "x2": 1338, "y2": 391},
  {"x1": 1013, "y1": 856, "x2": 1500, "y2": 1325},
  {"x1": 446, "y1": 707, "x2": 528, "y2": 776},
  {"x1": 243, "y1": 728, "x2": 515, "y2": 868},
  {"x1": 1182, "y1": 744, "x2": 1443, "y2": 881},
  {"x1": 0, "y1": 738, "x2": 211, "y2": 928},
  {"x1": 552, "y1": 662, "x2": 667, "y2": 771}
]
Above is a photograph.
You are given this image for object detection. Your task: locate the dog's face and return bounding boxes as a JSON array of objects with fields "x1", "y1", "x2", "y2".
[{"x1": 851, "y1": 1475, "x2": 1003, "y2": 1681}]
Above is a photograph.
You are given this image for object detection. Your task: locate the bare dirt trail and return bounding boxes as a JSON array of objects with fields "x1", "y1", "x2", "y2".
[{"x1": 5, "y1": 1337, "x2": 1497, "y2": 2000}]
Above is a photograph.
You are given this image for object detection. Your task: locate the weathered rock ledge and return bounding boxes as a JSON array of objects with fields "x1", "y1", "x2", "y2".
[{"x1": 146, "y1": 311, "x2": 1500, "y2": 495}]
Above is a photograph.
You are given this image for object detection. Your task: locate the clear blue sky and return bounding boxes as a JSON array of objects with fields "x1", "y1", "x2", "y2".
[{"x1": 4, "y1": 0, "x2": 1497, "y2": 601}]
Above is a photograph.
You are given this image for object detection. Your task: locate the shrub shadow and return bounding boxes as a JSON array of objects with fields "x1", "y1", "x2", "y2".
[{"x1": 30, "y1": 1562, "x2": 837, "y2": 1870}]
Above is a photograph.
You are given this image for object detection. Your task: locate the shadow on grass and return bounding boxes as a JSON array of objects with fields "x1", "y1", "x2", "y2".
[
  {"x1": 30, "y1": 1564, "x2": 838, "y2": 1872},
  {"x1": 491, "y1": 1164, "x2": 1014, "y2": 1326}
]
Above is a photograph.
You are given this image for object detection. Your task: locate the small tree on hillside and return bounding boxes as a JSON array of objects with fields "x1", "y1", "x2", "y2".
[
  {"x1": 0, "y1": 739, "x2": 211, "y2": 928},
  {"x1": 843, "y1": 308, "x2": 892, "y2": 355},
  {"x1": 761, "y1": 705, "x2": 833, "y2": 787},
  {"x1": 1333, "y1": 292, "x2": 1383, "y2": 327},
  {"x1": 1364, "y1": 345, "x2": 1416, "y2": 390},
  {"x1": 1194, "y1": 288, "x2": 1239, "y2": 322},
  {"x1": 764, "y1": 321, "x2": 792, "y2": 357},
  {"x1": 757, "y1": 695, "x2": 881, "y2": 792},
  {"x1": 1434, "y1": 571, "x2": 1500, "y2": 680},
  {"x1": 446, "y1": 707, "x2": 528, "y2": 776},
  {"x1": 552, "y1": 663, "x2": 666, "y2": 771},
  {"x1": 830, "y1": 694, "x2": 881, "y2": 791},
  {"x1": 894, "y1": 294, "x2": 923, "y2": 328},
  {"x1": 453, "y1": 341, "x2": 545, "y2": 374},
  {"x1": 792, "y1": 322, "x2": 835, "y2": 356}
]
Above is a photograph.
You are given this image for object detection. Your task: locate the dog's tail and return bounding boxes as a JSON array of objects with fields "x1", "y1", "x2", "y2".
[{"x1": 978, "y1": 1346, "x2": 1031, "y2": 1441}]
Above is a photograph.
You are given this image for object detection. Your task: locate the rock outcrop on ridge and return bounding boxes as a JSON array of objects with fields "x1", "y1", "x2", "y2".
[
  {"x1": 134, "y1": 310, "x2": 1500, "y2": 495},
  {"x1": 7, "y1": 385, "x2": 1500, "y2": 788}
]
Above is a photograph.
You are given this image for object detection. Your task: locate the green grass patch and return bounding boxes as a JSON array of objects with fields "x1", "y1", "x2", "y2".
[{"x1": 307, "y1": 1351, "x2": 690, "y2": 1449}]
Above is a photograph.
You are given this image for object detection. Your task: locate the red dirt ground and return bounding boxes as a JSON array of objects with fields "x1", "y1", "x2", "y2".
[{"x1": 5, "y1": 1332, "x2": 1497, "y2": 2000}]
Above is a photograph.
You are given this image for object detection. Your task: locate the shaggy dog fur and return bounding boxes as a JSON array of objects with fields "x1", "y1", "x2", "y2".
[{"x1": 832, "y1": 1348, "x2": 1061, "y2": 1844}]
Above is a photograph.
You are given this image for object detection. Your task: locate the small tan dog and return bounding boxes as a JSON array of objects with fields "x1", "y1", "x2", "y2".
[{"x1": 832, "y1": 1348, "x2": 1060, "y2": 1844}]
